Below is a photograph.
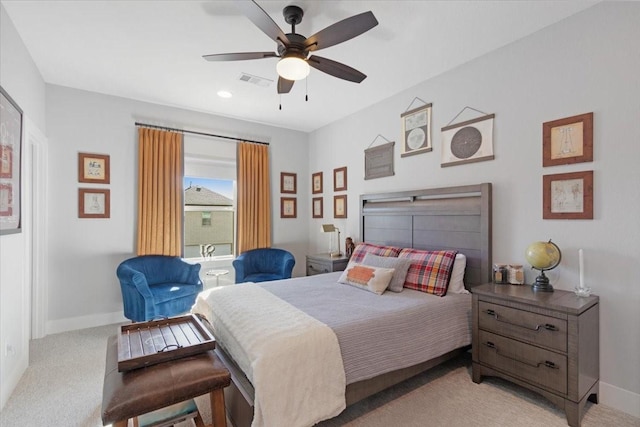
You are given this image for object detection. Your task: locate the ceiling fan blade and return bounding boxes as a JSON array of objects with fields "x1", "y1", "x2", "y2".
[
  {"x1": 235, "y1": 0, "x2": 290, "y2": 46},
  {"x1": 307, "y1": 55, "x2": 367, "y2": 83},
  {"x1": 304, "y1": 11, "x2": 378, "y2": 52},
  {"x1": 202, "y1": 52, "x2": 278, "y2": 61},
  {"x1": 277, "y1": 77, "x2": 294, "y2": 94}
]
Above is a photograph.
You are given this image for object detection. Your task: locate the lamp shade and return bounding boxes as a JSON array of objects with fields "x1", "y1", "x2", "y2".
[
  {"x1": 322, "y1": 224, "x2": 336, "y2": 233},
  {"x1": 277, "y1": 55, "x2": 310, "y2": 81}
]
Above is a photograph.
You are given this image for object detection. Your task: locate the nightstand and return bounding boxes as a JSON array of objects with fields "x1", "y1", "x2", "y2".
[
  {"x1": 472, "y1": 283, "x2": 599, "y2": 427},
  {"x1": 306, "y1": 253, "x2": 349, "y2": 276}
]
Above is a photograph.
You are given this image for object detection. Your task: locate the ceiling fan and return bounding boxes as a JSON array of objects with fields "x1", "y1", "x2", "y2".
[{"x1": 203, "y1": 0, "x2": 378, "y2": 94}]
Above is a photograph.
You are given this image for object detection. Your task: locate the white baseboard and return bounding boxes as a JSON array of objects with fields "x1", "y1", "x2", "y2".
[
  {"x1": 600, "y1": 380, "x2": 640, "y2": 418},
  {"x1": 46, "y1": 311, "x2": 127, "y2": 335}
]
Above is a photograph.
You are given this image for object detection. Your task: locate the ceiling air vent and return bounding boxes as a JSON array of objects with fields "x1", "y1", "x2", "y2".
[{"x1": 238, "y1": 73, "x2": 273, "y2": 87}]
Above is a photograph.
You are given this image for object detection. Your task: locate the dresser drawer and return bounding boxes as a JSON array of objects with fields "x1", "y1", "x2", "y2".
[
  {"x1": 479, "y1": 330, "x2": 567, "y2": 395},
  {"x1": 306, "y1": 255, "x2": 349, "y2": 276},
  {"x1": 306, "y1": 260, "x2": 331, "y2": 276},
  {"x1": 478, "y1": 301, "x2": 567, "y2": 352}
]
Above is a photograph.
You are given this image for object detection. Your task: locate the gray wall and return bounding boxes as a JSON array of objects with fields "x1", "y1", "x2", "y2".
[
  {"x1": 44, "y1": 84, "x2": 310, "y2": 329},
  {"x1": 0, "y1": 3, "x2": 47, "y2": 409},
  {"x1": 307, "y1": 2, "x2": 639, "y2": 416}
]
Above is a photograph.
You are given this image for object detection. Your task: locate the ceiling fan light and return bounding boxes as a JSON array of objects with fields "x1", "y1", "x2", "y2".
[{"x1": 277, "y1": 56, "x2": 310, "y2": 81}]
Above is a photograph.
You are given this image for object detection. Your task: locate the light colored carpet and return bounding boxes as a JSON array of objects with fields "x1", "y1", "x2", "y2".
[{"x1": 0, "y1": 323, "x2": 638, "y2": 427}]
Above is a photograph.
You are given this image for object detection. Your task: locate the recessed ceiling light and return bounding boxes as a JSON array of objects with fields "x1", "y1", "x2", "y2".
[{"x1": 217, "y1": 90, "x2": 232, "y2": 98}]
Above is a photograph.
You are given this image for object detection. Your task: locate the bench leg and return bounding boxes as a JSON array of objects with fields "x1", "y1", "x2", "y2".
[
  {"x1": 209, "y1": 388, "x2": 227, "y2": 427},
  {"x1": 194, "y1": 411, "x2": 206, "y2": 427}
]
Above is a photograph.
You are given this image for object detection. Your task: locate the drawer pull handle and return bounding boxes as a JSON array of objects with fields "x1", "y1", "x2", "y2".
[
  {"x1": 308, "y1": 265, "x2": 329, "y2": 273},
  {"x1": 484, "y1": 309, "x2": 558, "y2": 333},
  {"x1": 483, "y1": 341, "x2": 559, "y2": 370}
]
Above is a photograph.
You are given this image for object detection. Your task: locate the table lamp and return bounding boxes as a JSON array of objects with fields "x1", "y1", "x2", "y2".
[{"x1": 322, "y1": 224, "x2": 342, "y2": 257}]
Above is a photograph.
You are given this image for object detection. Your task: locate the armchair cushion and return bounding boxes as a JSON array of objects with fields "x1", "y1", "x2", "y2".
[
  {"x1": 232, "y1": 248, "x2": 295, "y2": 283},
  {"x1": 116, "y1": 255, "x2": 203, "y2": 322}
]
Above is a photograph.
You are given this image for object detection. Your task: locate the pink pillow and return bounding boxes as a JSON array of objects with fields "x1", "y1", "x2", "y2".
[
  {"x1": 350, "y1": 242, "x2": 402, "y2": 263},
  {"x1": 398, "y1": 249, "x2": 458, "y2": 296}
]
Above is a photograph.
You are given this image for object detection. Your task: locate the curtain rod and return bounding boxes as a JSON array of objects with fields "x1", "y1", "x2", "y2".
[{"x1": 134, "y1": 122, "x2": 269, "y2": 146}]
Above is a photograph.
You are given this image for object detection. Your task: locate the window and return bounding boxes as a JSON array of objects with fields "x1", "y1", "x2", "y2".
[
  {"x1": 184, "y1": 177, "x2": 235, "y2": 258},
  {"x1": 183, "y1": 134, "x2": 237, "y2": 259},
  {"x1": 201, "y1": 212, "x2": 212, "y2": 226}
]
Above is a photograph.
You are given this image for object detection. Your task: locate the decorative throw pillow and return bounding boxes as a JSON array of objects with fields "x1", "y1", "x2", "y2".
[
  {"x1": 338, "y1": 261, "x2": 396, "y2": 295},
  {"x1": 448, "y1": 253, "x2": 469, "y2": 294},
  {"x1": 350, "y1": 242, "x2": 402, "y2": 264},
  {"x1": 362, "y1": 253, "x2": 412, "y2": 293},
  {"x1": 398, "y1": 249, "x2": 458, "y2": 296}
]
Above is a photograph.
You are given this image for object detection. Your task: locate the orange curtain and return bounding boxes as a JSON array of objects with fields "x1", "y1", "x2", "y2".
[
  {"x1": 136, "y1": 128, "x2": 184, "y2": 256},
  {"x1": 236, "y1": 142, "x2": 271, "y2": 254}
]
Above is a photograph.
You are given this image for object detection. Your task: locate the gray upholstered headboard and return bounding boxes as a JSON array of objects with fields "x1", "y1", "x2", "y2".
[{"x1": 359, "y1": 183, "x2": 492, "y2": 288}]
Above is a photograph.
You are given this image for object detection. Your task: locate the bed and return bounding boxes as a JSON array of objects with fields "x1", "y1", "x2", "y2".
[{"x1": 192, "y1": 183, "x2": 492, "y2": 427}]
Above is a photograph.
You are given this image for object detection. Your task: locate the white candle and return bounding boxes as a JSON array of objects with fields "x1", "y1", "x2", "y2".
[{"x1": 579, "y1": 249, "x2": 585, "y2": 289}]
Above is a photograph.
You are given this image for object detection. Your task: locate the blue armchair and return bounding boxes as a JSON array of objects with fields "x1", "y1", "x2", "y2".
[
  {"x1": 116, "y1": 255, "x2": 203, "y2": 322},
  {"x1": 233, "y1": 248, "x2": 295, "y2": 283}
]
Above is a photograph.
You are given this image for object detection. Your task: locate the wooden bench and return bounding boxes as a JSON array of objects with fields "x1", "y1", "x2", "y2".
[{"x1": 101, "y1": 335, "x2": 231, "y2": 427}]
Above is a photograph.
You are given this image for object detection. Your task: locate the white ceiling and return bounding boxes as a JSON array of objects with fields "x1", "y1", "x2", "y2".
[{"x1": 2, "y1": 0, "x2": 598, "y2": 133}]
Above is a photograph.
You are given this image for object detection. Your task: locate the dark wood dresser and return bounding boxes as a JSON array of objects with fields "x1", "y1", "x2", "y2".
[
  {"x1": 306, "y1": 253, "x2": 349, "y2": 276},
  {"x1": 472, "y1": 283, "x2": 599, "y2": 427}
]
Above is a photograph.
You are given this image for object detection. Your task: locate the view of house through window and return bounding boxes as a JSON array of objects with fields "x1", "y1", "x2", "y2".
[{"x1": 184, "y1": 177, "x2": 235, "y2": 258}]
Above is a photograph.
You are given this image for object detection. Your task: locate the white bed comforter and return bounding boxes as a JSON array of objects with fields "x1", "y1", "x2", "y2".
[{"x1": 192, "y1": 284, "x2": 346, "y2": 427}]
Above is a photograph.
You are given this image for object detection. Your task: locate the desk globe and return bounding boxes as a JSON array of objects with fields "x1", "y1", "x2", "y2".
[{"x1": 525, "y1": 240, "x2": 561, "y2": 292}]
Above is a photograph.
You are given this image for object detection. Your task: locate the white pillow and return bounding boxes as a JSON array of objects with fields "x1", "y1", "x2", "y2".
[
  {"x1": 338, "y1": 261, "x2": 395, "y2": 295},
  {"x1": 362, "y1": 252, "x2": 412, "y2": 292},
  {"x1": 448, "y1": 253, "x2": 469, "y2": 294}
]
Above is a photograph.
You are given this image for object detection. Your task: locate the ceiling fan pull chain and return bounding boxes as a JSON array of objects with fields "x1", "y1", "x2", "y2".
[
  {"x1": 305, "y1": 78, "x2": 308, "y2": 102},
  {"x1": 279, "y1": 94, "x2": 282, "y2": 111}
]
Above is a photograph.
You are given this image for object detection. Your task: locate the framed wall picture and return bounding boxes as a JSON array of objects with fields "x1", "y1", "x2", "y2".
[
  {"x1": 280, "y1": 197, "x2": 297, "y2": 218},
  {"x1": 312, "y1": 197, "x2": 323, "y2": 218},
  {"x1": 0, "y1": 85, "x2": 23, "y2": 235},
  {"x1": 312, "y1": 172, "x2": 323, "y2": 194},
  {"x1": 365, "y1": 141, "x2": 395, "y2": 180},
  {"x1": 280, "y1": 172, "x2": 297, "y2": 194},
  {"x1": 79, "y1": 188, "x2": 110, "y2": 218},
  {"x1": 543, "y1": 170, "x2": 593, "y2": 220},
  {"x1": 543, "y1": 112, "x2": 593, "y2": 167},
  {"x1": 441, "y1": 114, "x2": 495, "y2": 167},
  {"x1": 79, "y1": 152, "x2": 110, "y2": 184},
  {"x1": 401, "y1": 103, "x2": 432, "y2": 157},
  {"x1": 334, "y1": 194, "x2": 347, "y2": 219},
  {"x1": 333, "y1": 166, "x2": 347, "y2": 192}
]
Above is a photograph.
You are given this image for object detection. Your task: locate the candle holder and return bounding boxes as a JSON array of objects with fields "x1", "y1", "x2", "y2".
[
  {"x1": 574, "y1": 248, "x2": 590, "y2": 296},
  {"x1": 573, "y1": 286, "x2": 592, "y2": 297}
]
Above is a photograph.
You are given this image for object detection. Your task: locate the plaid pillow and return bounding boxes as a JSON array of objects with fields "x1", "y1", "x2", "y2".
[
  {"x1": 398, "y1": 249, "x2": 458, "y2": 296},
  {"x1": 350, "y1": 242, "x2": 402, "y2": 263}
]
